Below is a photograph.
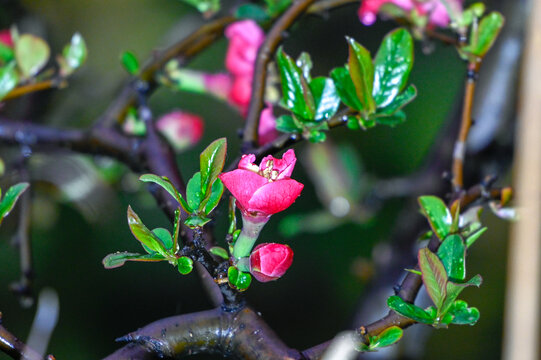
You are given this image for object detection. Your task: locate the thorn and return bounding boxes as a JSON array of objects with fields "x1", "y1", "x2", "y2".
[{"x1": 116, "y1": 334, "x2": 133, "y2": 343}]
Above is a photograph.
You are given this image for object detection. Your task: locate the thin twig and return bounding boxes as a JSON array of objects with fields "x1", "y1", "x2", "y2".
[
  {"x1": 0, "y1": 313, "x2": 50, "y2": 360},
  {"x1": 451, "y1": 62, "x2": 481, "y2": 192},
  {"x1": 243, "y1": 0, "x2": 319, "y2": 151},
  {"x1": 3, "y1": 79, "x2": 66, "y2": 101}
]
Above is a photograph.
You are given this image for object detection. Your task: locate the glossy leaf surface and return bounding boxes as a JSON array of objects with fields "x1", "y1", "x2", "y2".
[
  {"x1": 15, "y1": 34, "x2": 50, "y2": 78},
  {"x1": 102, "y1": 252, "x2": 165, "y2": 269},
  {"x1": 371, "y1": 326, "x2": 403, "y2": 349},
  {"x1": 62, "y1": 33, "x2": 87, "y2": 70},
  {"x1": 309, "y1": 77, "x2": 340, "y2": 121},
  {"x1": 373, "y1": 28, "x2": 413, "y2": 107},
  {"x1": 0, "y1": 182, "x2": 29, "y2": 223},
  {"x1": 387, "y1": 295, "x2": 434, "y2": 324},
  {"x1": 228, "y1": 266, "x2": 252, "y2": 291},
  {"x1": 127, "y1": 206, "x2": 167, "y2": 256},
  {"x1": 437, "y1": 234, "x2": 466, "y2": 281},
  {"x1": 330, "y1": 66, "x2": 363, "y2": 111},
  {"x1": 121, "y1": 51, "x2": 139, "y2": 75},
  {"x1": 177, "y1": 256, "x2": 194, "y2": 275},
  {"x1": 0, "y1": 63, "x2": 18, "y2": 100},
  {"x1": 448, "y1": 300, "x2": 480, "y2": 325},
  {"x1": 200, "y1": 138, "x2": 226, "y2": 196},
  {"x1": 346, "y1": 37, "x2": 375, "y2": 114},
  {"x1": 418, "y1": 196, "x2": 452, "y2": 240},
  {"x1": 469, "y1": 12, "x2": 505, "y2": 57}
]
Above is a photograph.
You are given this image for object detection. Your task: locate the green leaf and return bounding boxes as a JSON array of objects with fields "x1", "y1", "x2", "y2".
[
  {"x1": 444, "y1": 274, "x2": 483, "y2": 312},
  {"x1": 0, "y1": 62, "x2": 19, "y2": 100},
  {"x1": 210, "y1": 246, "x2": 229, "y2": 259},
  {"x1": 228, "y1": 266, "x2": 252, "y2": 291},
  {"x1": 465, "y1": 227, "x2": 487, "y2": 248},
  {"x1": 265, "y1": 0, "x2": 292, "y2": 16},
  {"x1": 152, "y1": 228, "x2": 173, "y2": 251},
  {"x1": 418, "y1": 196, "x2": 452, "y2": 240},
  {"x1": 370, "y1": 326, "x2": 403, "y2": 349},
  {"x1": 172, "y1": 208, "x2": 181, "y2": 253},
  {"x1": 376, "y1": 85, "x2": 417, "y2": 116},
  {"x1": 200, "y1": 138, "x2": 227, "y2": 196},
  {"x1": 0, "y1": 182, "x2": 29, "y2": 224},
  {"x1": 374, "y1": 110, "x2": 406, "y2": 127},
  {"x1": 309, "y1": 77, "x2": 340, "y2": 121},
  {"x1": 186, "y1": 172, "x2": 202, "y2": 210},
  {"x1": 180, "y1": 0, "x2": 220, "y2": 13},
  {"x1": 418, "y1": 248, "x2": 448, "y2": 310},
  {"x1": 346, "y1": 37, "x2": 375, "y2": 114},
  {"x1": 15, "y1": 34, "x2": 50, "y2": 78},
  {"x1": 102, "y1": 252, "x2": 165, "y2": 269},
  {"x1": 61, "y1": 32, "x2": 87, "y2": 74},
  {"x1": 468, "y1": 12, "x2": 505, "y2": 57},
  {"x1": 296, "y1": 52, "x2": 313, "y2": 82},
  {"x1": 139, "y1": 174, "x2": 191, "y2": 213},
  {"x1": 330, "y1": 66, "x2": 364, "y2": 111},
  {"x1": 127, "y1": 206, "x2": 167, "y2": 256},
  {"x1": 387, "y1": 295, "x2": 435, "y2": 324},
  {"x1": 0, "y1": 42, "x2": 14, "y2": 63},
  {"x1": 203, "y1": 178, "x2": 224, "y2": 215},
  {"x1": 235, "y1": 4, "x2": 270, "y2": 21},
  {"x1": 276, "y1": 115, "x2": 302, "y2": 133},
  {"x1": 448, "y1": 300, "x2": 480, "y2": 325},
  {"x1": 177, "y1": 256, "x2": 194, "y2": 275},
  {"x1": 437, "y1": 234, "x2": 466, "y2": 281},
  {"x1": 308, "y1": 130, "x2": 326, "y2": 143},
  {"x1": 276, "y1": 48, "x2": 315, "y2": 119},
  {"x1": 184, "y1": 215, "x2": 211, "y2": 228},
  {"x1": 121, "y1": 51, "x2": 139, "y2": 75},
  {"x1": 373, "y1": 28, "x2": 414, "y2": 107}
]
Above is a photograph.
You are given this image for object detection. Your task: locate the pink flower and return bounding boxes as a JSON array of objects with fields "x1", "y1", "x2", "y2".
[
  {"x1": 0, "y1": 30, "x2": 13, "y2": 47},
  {"x1": 258, "y1": 104, "x2": 279, "y2": 146},
  {"x1": 224, "y1": 20, "x2": 264, "y2": 77},
  {"x1": 250, "y1": 243, "x2": 294, "y2": 282},
  {"x1": 219, "y1": 149, "x2": 304, "y2": 217},
  {"x1": 358, "y1": 0, "x2": 462, "y2": 27},
  {"x1": 156, "y1": 111, "x2": 204, "y2": 152},
  {"x1": 203, "y1": 73, "x2": 232, "y2": 101}
]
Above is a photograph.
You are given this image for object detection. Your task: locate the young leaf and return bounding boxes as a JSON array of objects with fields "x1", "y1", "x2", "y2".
[
  {"x1": 127, "y1": 206, "x2": 167, "y2": 256},
  {"x1": 469, "y1": 12, "x2": 505, "y2": 57},
  {"x1": 418, "y1": 248, "x2": 448, "y2": 310},
  {"x1": 418, "y1": 196, "x2": 452, "y2": 240},
  {"x1": 61, "y1": 32, "x2": 87, "y2": 73},
  {"x1": 309, "y1": 77, "x2": 340, "y2": 121},
  {"x1": 448, "y1": 300, "x2": 480, "y2": 325},
  {"x1": 102, "y1": 252, "x2": 165, "y2": 269},
  {"x1": 228, "y1": 266, "x2": 252, "y2": 291},
  {"x1": 184, "y1": 215, "x2": 211, "y2": 228},
  {"x1": 210, "y1": 246, "x2": 229, "y2": 260},
  {"x1": 0, "y1": 42, "x2": 14, "y2": 63},
  {"x1": 152, "y1": 228, "x2": 173, "y2": 250},
  {"x1": 0, "y1": 62, "x2": 19, "y2": 100},
  {"x1": 346, "y1": 37, "x2": 375, "y2": 114},
  {"x1": 186, "y1": 172, "x2": 203, "y2": 210},
  {"x1": 370, "y1": 326, "x2": 403, "y2": 349},
  {"x1": 296, "y1": 52, "x2": 313, "y2": 82},
  {"x1": 330, "y1": 66, "x2": 364, "y2": 111},
  {"x1": 276, "y1": 115, "x2": 303, "y2": 133},
  {"x1": 372, "y1": 28, "x2": 414, "y2": 107},
  {"x1": 465, "y1": 227, "x2": 487, "y2": 248},
  {"x1": 437, "y1": 234, "x2": 466, "y2": 281},
  {"x1": 200, "y1": 138, "x2": 227, "y2": 196},
  {"x1": 180, "y1": 0, "x2": 220, "y2": 14},
  {"x1": 443, "y1": 274, "x2": 483, "y2": 312},
  {"x1": 387, "y1": 295, "x2": 435, "y2": 324},
  {"x1": 177, "y1": 256, "x2": 194, "y2": 275},
  {"x1": 265, "y1": 0, "x2": 292, "y2": 16},
  {"x1": 0, "y1": 182, "x2": 29, "y2": 223},
  {"x1": 376, "y1": 85, "x2": 417, "y2": 116},
  {"x1": 276, "y1": 48, "x2": 315, "y2": 120},
  {"x1": 121, "y1": 51, "x2": 139, "y2": 75},
  {"x1": 374, "y1": 110, "x2": 406, "y2": 127},
  {"x1": 139, "y1": 174, "x2": 191, "y2": 213},
  {"x1": 203, "y1": 178, "x2": 224, "y2": 215},
  {"x1": 172, "y1": 208, "x2": 181, "y2": 253},
  {"x1": 235, "y1": 4, "x2": 270, "y2": 21},
  {"x1": 15, "y1": 34, "x2": 50, "y2": 78}
]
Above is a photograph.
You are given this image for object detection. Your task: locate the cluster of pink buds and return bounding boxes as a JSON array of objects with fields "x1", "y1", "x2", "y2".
[
  {"x1": 155, "y1": 111, "x2": 204, "y2": 152},
  {"x1": 358, "y1": 0, "x2": 463, "y2": 28},
  {"x1": 0, "y1": 29, "x2": 13, "y2": 47},
  {"x1": 219, "y1": 149, "x2": 303, "y2": 282}
]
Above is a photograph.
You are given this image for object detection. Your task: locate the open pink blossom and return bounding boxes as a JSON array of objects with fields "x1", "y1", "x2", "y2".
[
  {"x1": 0, "y1": 30, "x2": 13, "y2": 47},
  {"x1": 219, "y1": 149, "x2": 303, "y2": 217},
  {"x1": 250, "y1": 243, "x2": 294, "y2": 282},
  {"x1": 156, "y1": 110, "x2": 204, "y2": 152},
  {"x1": 358, "y1": 0, "x2": 462, "y2": 27}
]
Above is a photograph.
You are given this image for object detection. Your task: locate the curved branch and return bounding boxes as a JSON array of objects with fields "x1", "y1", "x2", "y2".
[{"x1": 243, "y1": 0, "x2": 319, "y2": 150}]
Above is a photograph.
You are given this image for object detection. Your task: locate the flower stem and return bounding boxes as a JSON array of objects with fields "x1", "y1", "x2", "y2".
[{"x1": 233, "y1": 215, "x2": 269, "y2": 259}]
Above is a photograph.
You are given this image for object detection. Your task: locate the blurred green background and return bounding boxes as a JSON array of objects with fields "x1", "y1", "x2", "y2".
[{"x1": 0, "y1": 0, "x2": 512, "y2": 359}]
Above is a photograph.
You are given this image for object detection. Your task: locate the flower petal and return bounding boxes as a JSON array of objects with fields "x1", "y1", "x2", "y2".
[
  {"x1": 247, "y1": 179, "x2": 303, "y2": 215},
  {"x1": 219, "y1": 169, "x2": 268, "y2": 210}
]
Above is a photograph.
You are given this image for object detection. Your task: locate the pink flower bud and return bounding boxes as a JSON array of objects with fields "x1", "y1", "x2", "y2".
[
  {"x1": 224, "y1": 20, "x2": 265, "y2": 77},
  {"x1": 258, "y1": 104, "x2": 279, "y2": 146},
  {"x1": 219, "y1": 149, "x2": 304, "y2": 217},
  {"x1": 203, "y1": 73, "x2": 233, "y2": 101},
  {"x1": 250, "y1": 243, "x2": 293, "y2": 282},
  {"x1": 229, "y1": 75, "x2": 253, "y2": 116},
  {"x1": 156, "y1": 111, "x2": 204, "y2": 152},
  {"x1": 0, "y1": 29, "x2": 13, "y2": 47}
]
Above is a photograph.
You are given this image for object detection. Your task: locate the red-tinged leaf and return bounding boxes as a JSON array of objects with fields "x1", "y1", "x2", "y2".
[
  {"x1": 346, "y1": 37, "x2": 375, "y2": 114},
  {"x1": 102, "y1": 252, "x2": 166, "y2": 269},
  {"x1": 418, "y1": 248, "x2": 448, "y2": 310},
  {"x1": 127, "y1": 206, "x2": 167, "y2": 256}
]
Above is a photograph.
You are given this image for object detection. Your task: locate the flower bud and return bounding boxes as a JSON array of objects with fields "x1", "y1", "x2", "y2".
[
  {"x1": 249, "y1": 243, "x2": 293, "y2": 282},
  {"x1": 0, "y1": 29, "x2": 13, "y2": 47},
  {"x1": 156, "y1": 110, "x2": 204, "y2": 152}
]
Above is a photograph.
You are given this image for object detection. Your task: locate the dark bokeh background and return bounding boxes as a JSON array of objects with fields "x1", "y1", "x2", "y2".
[{"x1": 0, "y1": 0, "x2": 514, "y2": 359}]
